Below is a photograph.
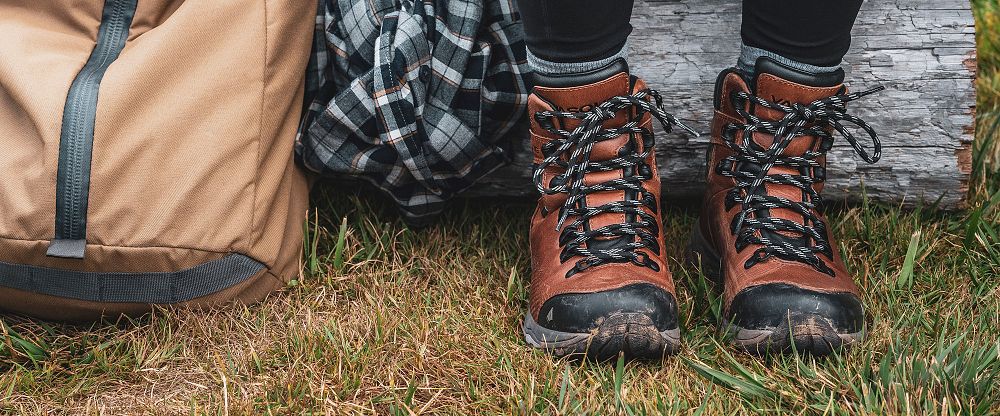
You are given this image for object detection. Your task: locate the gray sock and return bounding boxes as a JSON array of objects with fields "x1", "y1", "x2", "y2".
[
  {"x1": 737, "y1": 43, "x2": 842, "y2": 77},
  {"x1": 526, "y1": 40, "x2": 629, "y2": 76}
]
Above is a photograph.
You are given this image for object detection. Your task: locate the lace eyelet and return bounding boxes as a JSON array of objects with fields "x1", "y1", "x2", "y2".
[
  {"x1": 633, "y1": 252, "x2": 649, "y2": 264},
  {"x1": 729, "y1": 212, "x2": 743, "y2": 234},
  {"x1": 819, "y1": 138, "x2": 834, "y2": 152},
  {"x1": 724, "y1": 193, "x2": 736, "y2": 210},
  {"x1": 722, "y1": 123, "x2": 739, "y2": 141},
  {"x1": 638, "y1": 164, "x2": 652, "y2": 178},
  {"x1": 558, "y1": 230, "x2": 576, "y2": 247},
  {"x1": 617, "y1": 138, "x2": 638, "y2": 157},
  {"x1": 644, "y1": 194, "x2": 658, "y2": 213},
  {"x1": 743, "y1": 249, "x2": 768, "y2": 269},
  {"x1": 813, "y1": 166, "x2": 826, "y2": 181},
  {"x1": 631, "y1": 252, "x2": 657, "y2": 272},
  {"x1": 647, "y1": 258, "x2": 661, "y2": 272}
]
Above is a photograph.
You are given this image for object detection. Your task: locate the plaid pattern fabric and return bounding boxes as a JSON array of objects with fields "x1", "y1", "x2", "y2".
[{"x1": 298, "y1": 0, "x2": 529, "y2": 226}]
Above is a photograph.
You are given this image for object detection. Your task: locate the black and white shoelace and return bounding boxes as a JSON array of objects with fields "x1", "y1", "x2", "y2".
[
  {"x1": 533, "y1": 89, "x2": 695, "y2": 277},
  {"x1": 717, "y1": 85, "x2": 885, "y2": 275}
]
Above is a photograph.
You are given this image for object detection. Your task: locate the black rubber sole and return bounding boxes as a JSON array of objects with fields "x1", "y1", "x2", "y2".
[
  {"x1": 686, "y1": 226, "x2": 864, "y2": 355},
  {"x1": 523, "y1": 311, "x2": 681, "y2": 361}
]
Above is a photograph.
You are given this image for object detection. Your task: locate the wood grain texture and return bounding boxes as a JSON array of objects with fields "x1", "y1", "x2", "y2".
[{"x1": 469, "y1": 0, "x2": 976, "y2": 209}]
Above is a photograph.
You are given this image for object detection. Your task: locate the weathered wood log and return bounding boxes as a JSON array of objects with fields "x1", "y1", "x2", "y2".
[{"x1": 469, "y1": 0, "x2": 976, "y2": 209}]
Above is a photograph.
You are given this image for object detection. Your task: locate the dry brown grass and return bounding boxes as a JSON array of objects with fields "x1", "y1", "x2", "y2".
[{"x1": 1, "y1": 186, "x2": 998, "y2": 414}]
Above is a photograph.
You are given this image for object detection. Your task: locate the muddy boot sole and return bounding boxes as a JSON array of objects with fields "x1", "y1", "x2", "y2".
[
  {"x1": 522, "y1": 311, "x2": 681, "y2": 361},
  {"x1": 722, "y1": 313, "x2": 864, "y2": 355},
  {"x1": 687, "y1": 226, "x2": 864, "y2": 356}
]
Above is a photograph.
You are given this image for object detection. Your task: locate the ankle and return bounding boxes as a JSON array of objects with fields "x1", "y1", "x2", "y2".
[
  {"x1": 527, "y1": 40, "x2": 630, "y2": 77},
  {"x1": 736, "y1": 43, "x2": 842, "y2": 79}
]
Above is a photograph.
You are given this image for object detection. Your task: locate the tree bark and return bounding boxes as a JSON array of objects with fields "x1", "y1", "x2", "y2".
[{"x1": 469, "y1": 0, "x2": 976, "y2": 209}]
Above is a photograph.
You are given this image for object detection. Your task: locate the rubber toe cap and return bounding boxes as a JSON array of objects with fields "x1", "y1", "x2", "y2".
[
  {"x1": 537, "y1": 283, "x2": 679, "y2": 333},
  {"x1": 727, "y1": 283, "x2": 864, "y2": 334}
]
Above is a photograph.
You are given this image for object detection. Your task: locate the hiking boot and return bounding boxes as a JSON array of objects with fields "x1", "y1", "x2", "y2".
[
  {"x1": 689, "y1": 57, "x2": 884, "y2": 355},
  {"x1": 521, "y1": 59, "x2": 690, "y2": 360}
]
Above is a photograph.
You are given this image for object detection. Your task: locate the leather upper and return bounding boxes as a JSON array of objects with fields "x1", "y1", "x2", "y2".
[
  {"x1": 527, "y1": 72, "x2": 675, "y2": 319},
  {"x1": 701, "y1": 70, "x2": 863, "y2": 309}
]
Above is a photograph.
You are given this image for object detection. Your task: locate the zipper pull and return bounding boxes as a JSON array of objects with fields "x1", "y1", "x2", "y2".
[{"x1": 46, "y1": 239, "x2": 86, "y2": 259}]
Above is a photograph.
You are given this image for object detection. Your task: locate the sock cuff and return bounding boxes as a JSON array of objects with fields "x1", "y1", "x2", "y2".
[
  {"x1": 737, "y1": 44, "x2": 842, "y2": 76},
  {"x1": 526, "y1": 40, "x2": 629, "y2": 76}
]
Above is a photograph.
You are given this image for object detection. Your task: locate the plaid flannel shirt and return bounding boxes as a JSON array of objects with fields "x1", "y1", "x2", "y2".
[{"x1": 297, "y1": 0, "x2": 529, "y2": 226}]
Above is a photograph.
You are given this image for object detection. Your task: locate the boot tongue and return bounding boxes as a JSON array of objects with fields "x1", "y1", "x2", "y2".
[
  {"x1": 532, "y1": 59, "x2": 631, "y2": 113},
  {"x1": 530, "y1": 59, "x2": 633, "y2": 162},
  {"x1": 750, "y1": 58, "x2": 845, "y2": 156}
]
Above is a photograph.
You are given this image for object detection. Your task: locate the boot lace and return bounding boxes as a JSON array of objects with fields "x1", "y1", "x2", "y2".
[
  {"x1": 533, "y1": 89, "x2": 695, "y2": 277},
  {"x1": 718, "y1": 85, "x2": 884, "y2": 275}
]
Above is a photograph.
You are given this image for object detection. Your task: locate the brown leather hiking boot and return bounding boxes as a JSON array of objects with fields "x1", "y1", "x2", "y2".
[
  {"x1": 689, "y1": 57, "x2": 884, "y2": 355},
  {"x1": 521, "y1": 60, "x2": 690, "y2": 360}
]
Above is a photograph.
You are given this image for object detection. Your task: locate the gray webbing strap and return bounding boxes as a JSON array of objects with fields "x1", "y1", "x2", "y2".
[{"x1": 0, "y1": 254, "x2": 265, "y2": 304}]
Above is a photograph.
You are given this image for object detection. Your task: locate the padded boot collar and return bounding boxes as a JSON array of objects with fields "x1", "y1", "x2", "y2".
[{"x1": 531, "y1": 58, "x2": 630, "y2": 89}]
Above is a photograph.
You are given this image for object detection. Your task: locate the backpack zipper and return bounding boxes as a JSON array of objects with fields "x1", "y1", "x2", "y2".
[{"x1": 47, "y1": 0, "x2": 138, "y2": 259}]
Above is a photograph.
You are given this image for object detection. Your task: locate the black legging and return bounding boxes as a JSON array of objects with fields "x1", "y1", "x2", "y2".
[{"x1": 517, "y1": 0, "x2": 863, "y2": 67}]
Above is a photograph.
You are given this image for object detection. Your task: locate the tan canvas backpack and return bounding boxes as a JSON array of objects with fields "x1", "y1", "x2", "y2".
[{"x1": 0, "y1": 0, "x2": 315, "y2": 320}]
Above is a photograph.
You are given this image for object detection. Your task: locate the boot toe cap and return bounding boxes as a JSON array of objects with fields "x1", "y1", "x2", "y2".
[
  {"x1": 727, "y1": 283, "x2": 864, "y2": 334},
  {"x1": 536, "y1": 283, "x2": 679, "y2": 334}
]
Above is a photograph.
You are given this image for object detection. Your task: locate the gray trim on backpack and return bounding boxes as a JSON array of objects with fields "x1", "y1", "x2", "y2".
[
  {"x1": 0, "y1": 254, "x2": 265, "y2": 304},
  {"x1": 49, "y1": 0, "x2": 139, "y2": 260}
]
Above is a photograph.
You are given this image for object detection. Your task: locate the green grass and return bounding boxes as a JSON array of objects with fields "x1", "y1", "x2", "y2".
[{"x1": 2, "y1": 5, "x2": 1000, "y2": 416}]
